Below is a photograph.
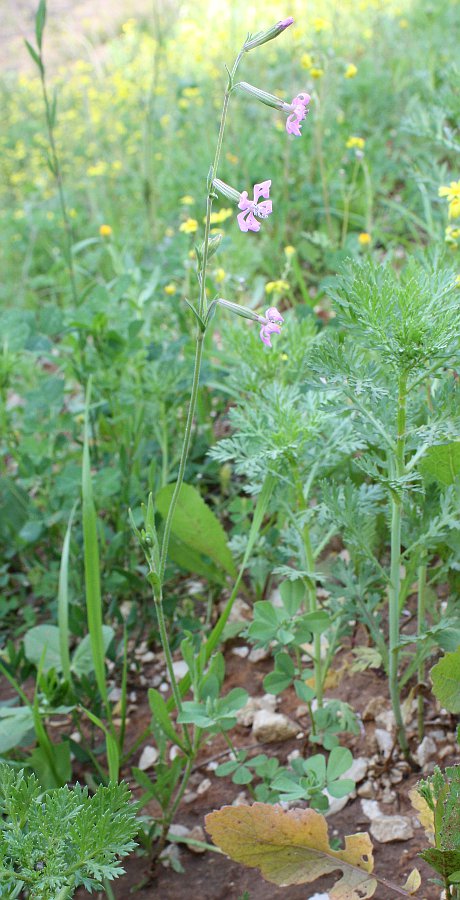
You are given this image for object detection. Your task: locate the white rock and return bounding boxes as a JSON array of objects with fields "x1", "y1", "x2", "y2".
[
  {"x1": 141, "y1": 650, "x2": 155, "y2": 663},
  {"x1": 196, "y1": 778, "x2": 211, "y2": 796},
  {"x1": 172, "y1": 660, "x2": 188, "y2": 680},
  {"x1": 138, "y1": 745, "x2": 159, "y2": 770},
  {"x1": 232, "y1": 791, "x2": 249, "y2": 806},
  {"x1": 375, "y1": 709, "x2": 396, "y2": 732},
  {"x1": 260, "y1": 693, "x2": 278, "y2": 710},
  {"x1": 325, "y1": 789, "x2": 355, "y2": 817},
  {"x1": 375, "y1": 728, "x2": 394, "y2": 758},
  {"x1": 415, "y1": 736, "x2": 437, "y2": 768},
  {"x1": 252, "y1": 710, "x2": 299, "y2": 743},
  {"x1": 430, "y1": 729, "x2": 447, "y2": 743},
  {"x1": 232, "y1": 645, "x2": 249, "y2": 658},
  {"x1": 308, "y1": 895, "x2": 330, "y2": 900},
  {"x1": 237, "y1": 697, "x2": 261, "y2": 727},
  {"x1": 108, "y1": 686, "x2": 122, "y2": 702},
  {"x1": 370, "y1": 815, "x2": 414, "y2": 843},
  {"x1": 248, "y1": 646, "x2": 270, "y2": 663},
  {"x1": 186, "y1": 825, "x2": 207, "y2": 853},
  {"x1": 380, "y1": 787, "x2": 397, "y2": 805},
  {"x1": 361, "y1": 799, "x2": 382, "y2": 821},
  {"x1": 342, "y1": 757, "x2": 369, "y2": 784},
  {"x1": 169, "y1": 824, "x2": 189, "y2": 838},
  {"x1": 227, "y1": 598, "x2": 251, "y2": 621},
  {"x1": 357, "y1": 780, "x2": 374, "y2": 799}
]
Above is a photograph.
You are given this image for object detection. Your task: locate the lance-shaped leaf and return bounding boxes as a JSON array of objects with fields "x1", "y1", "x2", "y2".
[{"x1": 205, "y1": 803, "x2": 377, "y2": 899}]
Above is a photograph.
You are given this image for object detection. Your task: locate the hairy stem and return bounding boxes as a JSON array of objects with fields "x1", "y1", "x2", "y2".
[{"x1": 417, "y1": 557, "x2": 427, "y2": 741}]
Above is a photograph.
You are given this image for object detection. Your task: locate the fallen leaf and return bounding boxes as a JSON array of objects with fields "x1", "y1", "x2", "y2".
[
  {"x1": 402, "y1": 868, "x2": 421, "y2": 894},
  {"x1": 206, "y1": 802, "x2": 377, "y2": 899},
  {"x1": 409, "y1": 789, "x2": 435, "y2": 844}
]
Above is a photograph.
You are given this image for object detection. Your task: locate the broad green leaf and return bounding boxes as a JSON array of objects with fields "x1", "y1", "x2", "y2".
[
  {"x1": 0, "y1": 707, "x2": 34, "y2": 753},
  {"x1": 431, "y1": 649, "x2": 460, "y2": 713},
  {"x1": 280, "y1": 580, "x2": 304, "y2": 616},
  {"x1": 420, "y1": 442, "x2": 460, "y2": 486},
  {"x1": 420, "y1": 848, "x2": 460, "y2": 881},
  {"x1": 327, "y1": 747, "x2": 354, "y2": 782},
  {"x1": 206, "y1": 803, "x2": 377, "y2": 898},
  {"x1": 24, "y1": 625, "x2": 61, "y2": 672},
  {"x1": 71, "y1": 626, "x2": 114, "y2": 677},
  {"x1": 28, "y1": 740, "x2": 71, "y2": 789},
  {"x1": 156, "y1": 483, "x2": 236, "y2": 576}
]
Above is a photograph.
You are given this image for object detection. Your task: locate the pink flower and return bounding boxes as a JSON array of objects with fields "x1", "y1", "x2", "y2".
[
  {"x1": 285, "y1": 92, "x2": 311, "y2": 136},
  {"x1": 259, "y1": 306, "x2": 284, "y2": 347},
  {"x1": 237, "y1": 181, "x2": 272, "y2": 233},
  {"x1": 279, "y1": 16, "x2": 294, "y2": 28}
]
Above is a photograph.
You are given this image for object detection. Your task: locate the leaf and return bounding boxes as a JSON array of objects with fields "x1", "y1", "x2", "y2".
[
  {"x1": 71, "y1": 626, "x2": 114, "y2": 677},
  {"x1": 420, "y1": 442, "x2": 460, "y2": 486},
  {"x1": 28, "y1": 740, "x2": 71, "y2": 789},
  {"x1": 156, "y1": 483, "x2": 236, "y2": 576},
  {"x1": 24, "y1": 625, "x2": 62, "y2": 671},
  {"x1": 0, "y1": 706, "x2": 34, "y2": 753},
  {"x1": 420, "y1": 848, "x2": 460, "y2": 881},
  {"x1": 431, "y1": 648, "x2": 460, "y2": 712},
  {"x1": 409, "y1": 789, "x2": 435, "y2": 844},
  {"x1": 148, "y1": 688, "x2": 187, "y2": 752},
  {"x1": 206, "y1": 803, "x2": 377, "y2": 898},
  {"x1": 35, "y1": 0, "x2": 47, "y2": 48},
  {"x1": 402, "y1": 869, "x2": 421, "y2": 894}
]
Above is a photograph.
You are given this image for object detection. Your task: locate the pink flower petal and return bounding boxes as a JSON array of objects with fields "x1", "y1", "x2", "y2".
[{"x1": 254, "y1": 180, "x2": 272, "y2": 202}]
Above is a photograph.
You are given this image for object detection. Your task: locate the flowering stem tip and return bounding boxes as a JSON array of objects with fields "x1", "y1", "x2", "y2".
[{"x1": 244, "y1": 16, "x2": 294, "y2": 51}]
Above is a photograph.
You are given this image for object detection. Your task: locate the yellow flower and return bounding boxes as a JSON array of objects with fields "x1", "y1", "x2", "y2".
[
  {"x1": 399, "y1": 18, "x2": 409, "y2": 28},
  {"x1": 346, "y1": 136, "x2": 365, "y2": 149},
  {"x1": 358, "y1": 232, "x2": 372, "y2": 246},
  {"x1": 309, "y1": 67, "x2": 324, "y2": 79},
  {"x1": 215, "y1": 268, "x2": 225, "y2": 284},
  {"x1": 99, "y1": 224, "x2": 112, "y2": 237},
  {"x1": 438, "y1": 180, "x2": 460, "y2": 202},
  {"x1": 445, "y1": 225, "x2": 460, "y2": 244},
  {"x1": 455, "y1": 275, "x2": 460, "y2": 287},
  {"x1": 300, "y1": 52, "x2": 313, "y2": 69},
  {"x1": 345, "y1": 63, "x2": 358, "y2": 78},
  {"x1": 160, "y1": 114, "x2": 171, "y2": 129},
  {"x1": 165, "y1": 227, "x2": 174, "y2": 238},
  {"x1": 280, "y1": 353, "x2": 289, "y2": 361},
  {"x1": 179, "y1": 218, "x2": 198, "y2": 234},
  {"x1": 209, "y1": 208, "x2": 232, "y2": 225},
  {"x1": 178, "y1": 98, "x2": 189, "y2": 110},
  {"x1": 265, "y1": 280, "x2": 290, "y2": 294},
  {"x1": 449, "y1": 198, "x2": 460, "y2": 219},
  {"x1": 164, "y1": 283, "x2": 176, "y2": 295},
  {"x1": 284, "y1": 246, "x2": 296, "y2": 258},
  {"x1": 226, "y1": 152, "x2": 239, "y2": 165},
  {"x1": 182, "y1": 86, "x2": 200, "y2": 99},
  {"x1": 312, "y1": 17, "x2": 331, "y2": 32},
  {"x1": 180, "y1": 195, "x2": 195, "y2": 205},
  {"x1": 121, "y1": 18, "x2": 136, "y2": 34}
]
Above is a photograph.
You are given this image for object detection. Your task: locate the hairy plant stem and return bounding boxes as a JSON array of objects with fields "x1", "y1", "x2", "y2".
[
  {"x1": 388, "y1": 373, "x2": 412, "y2": 762},
  {"x1": 293, "y1": 465, "x2": 323, "y2": 707},
  {"x1": 417, "y1": 556, "x2": 427, "y2": 741}
]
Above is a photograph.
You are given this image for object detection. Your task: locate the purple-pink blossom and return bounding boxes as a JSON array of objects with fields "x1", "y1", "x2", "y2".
[
  {"x1": 237, "y1": 181, "x2": 272, "y2": 233},
  {"x1": 285, "y1": 92, "x2": 311, "y2": 136},
  {"x1": 259, "y1": 306, "x2": 284, "y2": 347},
  {"x1": 279, "y1": 16, "x2": 294, "y2": 28}
]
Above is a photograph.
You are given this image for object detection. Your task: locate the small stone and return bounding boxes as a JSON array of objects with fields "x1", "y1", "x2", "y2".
[
  {"x1": 159, "y1": 681, "x2": 168, "y2": 692},
  {"x1": 169, "y1": 824, "x2": 189, "y2": 839},
  {"x1": 227, "y1": 598, "x2": 251, "y2": 621},
  {"x1": 380, "y1": 787, "x2": 397, "y2": 805},
  {"x1": 357, "y1": 780, "x2": 374, "y2": 799},
  {"x1": 415, "y1": 736, "x2": 437, "y2": 768},
  {"x1": 375, "y1": 728, "x2": 394, "y2": 758},
  {"x1": 439, "y1": 744, "x2": 455, "y2": 759},
  {"x1": 237, "y1": 697, "x2": 261, "y2": 727},
  {"x1": 389, "y1": 769, "x2": 404, "y2": 785},
  {"x1": 361, "y1": 799, "x2": 382, "y2": 821},
  {"x1": 363, "y1": 696, "x2": 388, "y2": 721},
  {"x1": 138, "y1": 745, "x2": 159, "y2": 770},
  {"x1": 375, "y1": 709, "x2": 396, "y2": 733},
  {"x1": 232, "y1": 645, "x2": 249, "y2": 658},
  {"x1": 187, "y1": 825, "x2": 207, "y2": 853},
  {"x1": 422, "y1": 761, "x2": 436, "y2": 775},
  {"x1": 287, "y1": 749, "x2": 301, "y2": 764},
  {"x1": 108, "y1": 687, "x2": 122, "y2": 702},
  {"x1": 206, "y1": 760, "x2": 219, "y2": 772},
  {"x1": 252, "y1": 710, "x2": 299, "y2": 743},
  {"x1": 296, "y1": 704, "x2": 309, "y2": 718},
  {"x1": 141, "y1": 650, "x2": 155, "y2": 663},
  {"x1": 248, "y1": 646, "x2": 270, "y2": 663},
  {"x1": 172, "y1": 660, "x2": 188, "y2": 680},
  {"x1": 370, "y1": 815, "x2": 414, "y2": 843},
  {"x1": 232, "y1": 792, "x2": 249, "y2": 806},
  {"x1": 196, "y1": 778, "x2": 211, "y2": 796},
  {"x1": 325, "y1": 789, "x2": 355, "y2": 817},
  {"x1": 342, "y1": 757, "x2": 369, "y2": 784},
  {"x1": 183, "y1": 791, "x2": 198, "y2": 804},
  {"x1": 430, "y1": 729, "x2": 446, "y2": 743}
]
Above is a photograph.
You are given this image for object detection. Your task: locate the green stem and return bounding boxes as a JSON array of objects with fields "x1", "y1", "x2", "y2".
[
  {"x1": 388, "y1": 373, "x2": 412, "y2": 762},
  {"x1": 38, "y1": 59, "x2": 78, "y2": 306},
  {"x1": 417, "y1": 557, "x2": 427, "y2": 742}
]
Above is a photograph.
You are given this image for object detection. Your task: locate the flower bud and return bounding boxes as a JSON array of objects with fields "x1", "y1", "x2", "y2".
[
  {"x1": 243, "y1": 16, "x2": 294, "y2": 52},
  {"x1": 237, "y1": 82, "x2": 286, "y2": 111},
  {"x1": 213, "y1": 179, "x2": 241, "y2": 204}
]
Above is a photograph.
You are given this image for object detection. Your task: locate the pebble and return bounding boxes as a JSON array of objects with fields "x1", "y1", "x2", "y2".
[
  {"x1": 370, "y1": 815, "x2": 414, "y2": 843},
  {"x1": 342, "y1": 756, "x2": 369, "y2": 784},
  {"x1": 363, "y1": 696, "x2": 388, "y2": 721},
  {"x1": 380, "y1": 787, "x2": 397, "y2": 805},
  {"x1": 231, "y1": 645, "x2": 249, "y2": 658},
  {"x1": 375, "y1": 728, "x2": 393, "y2": 758},
  {"x1": 196, "y1": 778, "x2": 211, "y2": 796},
  {"x1": 361, "y1": 799, "x2": 381, "y2": 821},
  {"x1": 325, "y1": 789, "x2": 355, "y2": 817},
  {"x1": 415, "y1": 736, "x2": 437, "y2": 768},
  {"x1": 232, "y1": 791, "x2": 249, "y2": 806},
  {"x1": 430, "y1": 729, "x2": 447, "y2": 742},
  {"x1": 172, "y1": 660, "x2": 188, "y2": 680},
  {"x1": 186, "y1": 825, "x2": 207, "y2": 854},
  {"x1": 357, "y1": 780, "x2": 374, "y2": 798},
  {"x1": 252, "y1": 710, "x2": 300, "y2": 743},
  {"x1": 237, "y1": 694, "x2": 277, "y2": 727},
  {"x1": 227, "y1": 598, "x2": 251, "y2": 621},
  {"x1": 138, "y1": 745, "x2": 159, "y2": 770},
  {"x1": 375, "y1": 709, "x2": 396, "y2": 733},
  {"x1": 248, "y1": 646, "x2": 270, "y2": 663}
]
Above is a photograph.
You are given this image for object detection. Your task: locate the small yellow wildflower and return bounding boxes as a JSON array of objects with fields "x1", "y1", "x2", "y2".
[
  {"x1": 209, "y1": 208, "x2": 232, "y2": 225},
  {"x1": 179, "y1": 218, "x2": 198, "y2": 234},
  {"x1": 455, "y1": 275, "x2": 460, "y2": 286},
  {"x1": 165, "y1": 227, "x2": 174, "y2": 238},
  {"x1": 312, "y1": 17, "x2": 331, "y2": 32},
  {"x1": 358, "y1": 232, "x2": 372, "y2": 246},
  {"x1": 346, "y1": 136, "x2": 365, "y2": 149},
  {"x1": 160, "y1": 114, "x2": 171, "y2": 129},
  {"x1": 284, "y1": 246, "x2": 296, "y2": 258},
  {"x1": 301, "y1": 52, "x2": 313, "y2": 69},
  {"x1": 439, "y1": 181, "x2": 460, "y2": 219},
  {"x1": 121, "y1": 18, "x2": 137, "y2": 34},
  {"x1": 310, "y1": 67, "x2": 324, "y2": 79},
  {"x1": 99, "y1": 224, "x2": 112, "y2": 237},
  {"x1": 13, "y1": 210, "x2": 25, "y2": 220},
  {"x1": 280, "y1": 353, "x2": 289, "y2": 361},
  {"x1": 180, "y1": 195, "x2": 195, "y2": 205},
  {"x1": 345, "y1": 63, "x2": 358, "y2": 78},
  {"x1": 182, "y1": 86, "x2": 200, "y2": 99},
  {"x1": 178, "y1": 98, "x2": 189, "y2": 110},
  {"x1": 399, "y1": 18, "x2": 409, "y2": 28},
  {"x1": 164, "y1": 283, "x2": 176, "y2": 295},
  {"x1": 266, "y1": 280, "x2": 290, "y2": 294},
  {"x1": 226, "y1": 152, "x2": 239, "y2": 165},
  {"x1": 445, "y1": 225, "x2": 460, "y2": 245},
  {"x1": 215, "y1": 268, "x2": 226, "y2": 284}
]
